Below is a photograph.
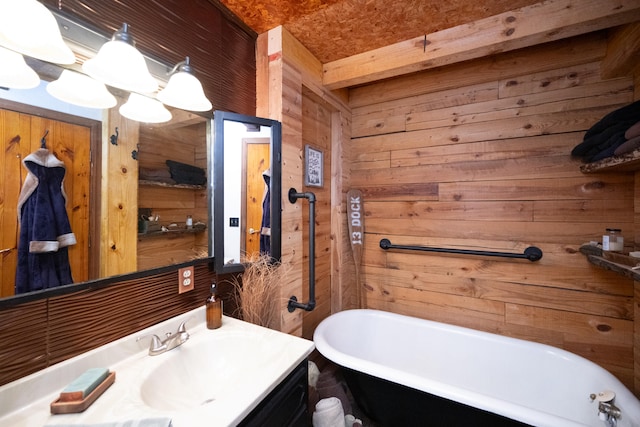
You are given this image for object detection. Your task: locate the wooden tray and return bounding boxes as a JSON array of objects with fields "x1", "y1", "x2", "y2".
[{"x1": 50, "y1": 371, "x2": 116, "y2": 414}]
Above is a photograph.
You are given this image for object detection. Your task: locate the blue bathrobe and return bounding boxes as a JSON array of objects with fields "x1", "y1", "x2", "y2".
[
  {"x1": 15, "y1": 149, "x2": 76, "y2": 294},
  {"x1": 260, "y1": 168, "x2": 271, "y2": 256}
]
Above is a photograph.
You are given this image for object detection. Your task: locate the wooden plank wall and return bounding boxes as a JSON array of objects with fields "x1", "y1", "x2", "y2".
[
  {"x1": 301, "y1": 92, "x2": 333, "y2": 339},
  {"x1": 137, "y1": 120, "x2": 208, "y2": 270},
  {"x1": 100, "y1": 104, "x2": 139, "y2": 278},
  {"x1": 256, "y1": 27, "x2": 352, "y2": 336},
  {"x1": 349, "y1": 31, "x2": 636, "y2": 389}
]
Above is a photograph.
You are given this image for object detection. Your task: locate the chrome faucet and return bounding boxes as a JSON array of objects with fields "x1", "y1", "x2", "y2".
[
  {"x1": 139, "y1": 319, "x2": 190, "y2": 356},
  {"x1": 598, "y1": 401, "x2": 621, "y2": 426},
  {"x1": 590, "y1": 391, "x2": 621, "y2": 427}
]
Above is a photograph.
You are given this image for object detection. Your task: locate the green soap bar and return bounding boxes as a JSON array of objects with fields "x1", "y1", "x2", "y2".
[{"x1": 60, "y1": 367, "x2": 109, "y2": 401}]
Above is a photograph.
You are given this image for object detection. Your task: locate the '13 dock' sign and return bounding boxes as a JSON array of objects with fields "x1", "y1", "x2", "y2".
[{"x1": 347, "y1": 189, "x2": 363, "y2": 247}]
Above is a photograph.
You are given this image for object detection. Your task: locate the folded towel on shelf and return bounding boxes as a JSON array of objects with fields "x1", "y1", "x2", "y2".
[
  {"x1": 571, "y1": 100, "x2": 640, "y2": 162},
  {"x1": 46, "y1": 419, "x2": 172, "y2": 427},
  {"x1": 582, "y1": 99, "x2": 640, "y2": 141},
  {"x1": 165, "y1": 160, "x2": 206, "y2": 185},
  {"x1": 625, "y1": 120, "x2": 640, "y2": 140},
  {"x1": 571, "y1": 122, "x2": 631, "y2": 161},
  {"x1": 614, "y1": 135, "x2": 640, "y2": 156},
  {"x1": 312, "y1": 397, "x2": 344, "y2": 427},
  {"x1": 587, "y1": 131, "x2": 627, "y2": 162}
]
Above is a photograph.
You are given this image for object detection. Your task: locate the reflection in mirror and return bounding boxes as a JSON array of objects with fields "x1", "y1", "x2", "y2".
[
  {"x1": 210, "y1": 111, "x2": 281, "y2": 274},
  {"x1": 0, "y1": 85, "x2": 102, "y2": 299},
  {"x1": 0, "y1": 83, "x2": 210, "y2": 301},
  {"x1": 137, "y1": 114, "x2": 209, "y2": 271}
]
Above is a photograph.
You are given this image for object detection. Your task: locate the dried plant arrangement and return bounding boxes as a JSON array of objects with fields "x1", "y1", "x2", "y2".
[{"x1": 228, "y1": 254, "x2": 287, "y2": 329}]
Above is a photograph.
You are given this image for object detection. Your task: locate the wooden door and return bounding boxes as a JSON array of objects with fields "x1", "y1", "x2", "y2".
[
  {"x1": 0, "y1": 108, "x2": 94, "y2": 297},
  {"x1": 243, "y1": 139, "x2": 270, "y2": 260}
]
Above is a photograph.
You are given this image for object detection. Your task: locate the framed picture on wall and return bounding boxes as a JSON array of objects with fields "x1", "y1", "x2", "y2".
[{"x1": 304, "y1": 145, "x2": 324, "y2": 188}]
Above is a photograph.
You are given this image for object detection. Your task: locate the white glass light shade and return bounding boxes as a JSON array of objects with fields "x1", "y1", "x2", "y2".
[
  {"x1": 157, "y1": 71, "x2": 212, "y2": 112},
  {"x1": 46, "y1": 70, "x2": 117, "y2": 109},
  {"x1": 83, "y1": 33, "x2": 158, "y2": 94},
  {"x1": 0, "y1": 0, "x2": 75, "y2": 64},
  {"x1": 120, "y1": 93, "x2": 171, "y2": 123},
  {"x1": 0, "y1": 46, "x2": 39, "y2": 89}
]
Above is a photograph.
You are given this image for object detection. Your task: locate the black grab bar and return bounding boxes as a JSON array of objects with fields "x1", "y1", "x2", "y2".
[
  {"x1": 379, "y1": 239, "x2": 543, "y2": 262},
  {"x1": 287, "y1": 188, "x2": 317, "y2": 312}
]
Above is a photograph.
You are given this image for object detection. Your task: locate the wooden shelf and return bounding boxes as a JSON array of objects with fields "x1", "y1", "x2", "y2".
[
  {"x1": 580, "y1": 148, "x2": 640, "y2": 173},
  {"x1": 138, "y1": 226, "x2": 206, "y2": 239},
  {"x1": 586, "y1": 254, "x2": 640, "y2": 281},
  {"x1": 139, "y1": 179, "x2": 206, "y2": 190}
]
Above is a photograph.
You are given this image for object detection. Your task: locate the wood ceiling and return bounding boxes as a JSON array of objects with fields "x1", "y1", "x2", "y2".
[{"x1": 217, "y1": 0, "x2": 544, "y2": 63}]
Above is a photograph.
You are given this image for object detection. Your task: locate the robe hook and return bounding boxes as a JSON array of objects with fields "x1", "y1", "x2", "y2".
[
  {"x1": 110, "y1": 127, "x2": 119, "y2": 146},
  {"x1": 40, "y1": 130, "x2": 49, "y2": 149}
]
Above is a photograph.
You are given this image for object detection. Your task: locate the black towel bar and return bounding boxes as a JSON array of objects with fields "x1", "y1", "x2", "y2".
[
  {"x1": 379, "y1": 239, "x2": 543, "y2": 262},
  {"x1": 287, "y1": 188, "x2": 317, "y2": 312}
]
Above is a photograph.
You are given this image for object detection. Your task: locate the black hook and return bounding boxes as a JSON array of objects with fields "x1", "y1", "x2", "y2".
[
  {"x1": 110, "y1": 127, "x2": 119, "y2": 146},
  {"x1": 40, "y1": 130, "x2": 49, "y2": 149}
]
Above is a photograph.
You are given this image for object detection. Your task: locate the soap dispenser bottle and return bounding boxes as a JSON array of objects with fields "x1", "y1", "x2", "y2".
[{"x1": 206, "y1": 283, "x2": 222, "y2": 329}]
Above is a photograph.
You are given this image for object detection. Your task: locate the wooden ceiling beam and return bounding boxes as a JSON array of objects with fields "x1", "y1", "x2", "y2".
[{"x1": 322, "y1": 0, "x2": 640, "y2": 90}]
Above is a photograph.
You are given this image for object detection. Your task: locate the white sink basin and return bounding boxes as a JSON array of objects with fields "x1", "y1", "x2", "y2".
[
  {"x1": 140, "y1": 332, "x2": 269, "y2": 411},
  {"x1": 0, "y1": 309, "x2": 315, "y2": 427}
]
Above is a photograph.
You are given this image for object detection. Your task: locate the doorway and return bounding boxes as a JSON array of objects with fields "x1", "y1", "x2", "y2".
[{"x1": 243, "y1": 138, "x2": 271, "y2": 259}]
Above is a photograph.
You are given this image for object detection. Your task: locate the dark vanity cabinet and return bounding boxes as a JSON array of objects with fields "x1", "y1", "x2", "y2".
[{"x1": 239, "y1": 359, "x2": 309, "y2": 427}]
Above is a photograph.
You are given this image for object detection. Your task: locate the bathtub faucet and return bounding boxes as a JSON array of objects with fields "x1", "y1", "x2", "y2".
[
  {"x1": 598, "y1": 401, "x2": 620, "y2": 425},
  {"x1": 590, "y1": 391, "x2": 621, "y2": 426}
]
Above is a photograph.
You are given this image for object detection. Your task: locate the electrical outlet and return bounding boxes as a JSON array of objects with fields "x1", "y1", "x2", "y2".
[
  {"x1": 178, "y1": 266, "x2": 194, "y2": 294},
  {"x1": 229, "y1": 217, "x2": 239, "y2": 227}
]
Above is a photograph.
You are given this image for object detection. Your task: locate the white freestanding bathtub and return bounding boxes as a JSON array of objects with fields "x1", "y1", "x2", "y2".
[{"x1": 313, "y1": 309, "x2": 640, "y2": 427}]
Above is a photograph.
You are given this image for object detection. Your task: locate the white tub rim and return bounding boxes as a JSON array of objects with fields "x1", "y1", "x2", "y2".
[{"x1": 313, "y1": 308, "x2": 640, "y2": 427}]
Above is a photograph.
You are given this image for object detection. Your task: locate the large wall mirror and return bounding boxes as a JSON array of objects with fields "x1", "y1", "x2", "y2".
[
  {"x1": 210, "y1": 111, "x2": 282, "y2": 274},
  {"x1": 0, "y1": 2, "x2": 258, "y2": 303},
  {"x1": 0, "y1": 89, "x2": 211, "y2": 302}
]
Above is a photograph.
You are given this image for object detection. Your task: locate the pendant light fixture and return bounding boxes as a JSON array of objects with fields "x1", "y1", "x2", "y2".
[
  {"x1": 83, "y1": 23, "x2": 158, "y2": 94},
  {"x1": 0, "y1": 4, "x2": 212, "y2": 123},
  {"x1": 0, "y1": 0, "x2": 75, "y2": 64},
  {"x1": 0, "y1": 46, "x2": 40, "y2": 89},
  {"x1": 47, "y1": 70, "x2": 117, "y2": 109},
  {"x1": 120, "y1": 92, "x2": 171, "y2": 123},
  {"x1": 157, "y1": 57, "x2": 212, "y2": 112}
]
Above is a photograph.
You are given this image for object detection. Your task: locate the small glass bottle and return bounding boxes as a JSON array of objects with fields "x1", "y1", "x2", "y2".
[
  {"x1": 186, "y1": 215, "x2": 193, "y2": 229},
  {"x1": 206, "y1": 283, "x2": 222, "y2": 329},
  {"x1": 605, "y1": 228, "x2": 624, "y2": 252}
]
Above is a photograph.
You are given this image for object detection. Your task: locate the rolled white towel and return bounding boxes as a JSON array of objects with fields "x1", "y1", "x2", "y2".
[
  {"x1": 308, "y1": 360, "x2": 320, "y2": 388},
  {"x1": 312, "y1": 397, "x2": 345, "y2": 427}
]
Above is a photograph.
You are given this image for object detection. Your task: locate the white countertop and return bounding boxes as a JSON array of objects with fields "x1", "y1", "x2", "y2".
[{"x1": 0, "y1": 308, "x2": 314, "y2": 426}]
